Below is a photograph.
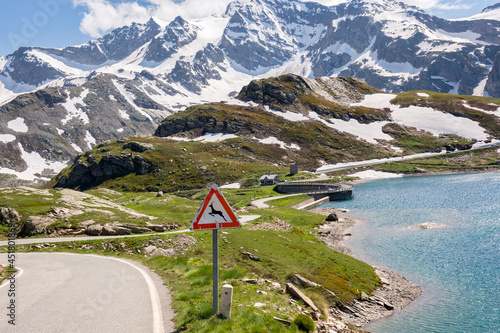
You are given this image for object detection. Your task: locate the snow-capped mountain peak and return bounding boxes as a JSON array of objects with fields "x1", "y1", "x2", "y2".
[
  {"x1": 1, "y1": 0, "x2": 500, "y2": 185},
  {"x1": 460, "y1": 3, "x2": 500, "y2": 22}
]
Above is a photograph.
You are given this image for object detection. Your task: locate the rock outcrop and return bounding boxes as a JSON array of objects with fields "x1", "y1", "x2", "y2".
[
  {"x1": 486, "y1": 52, "x2": 500, "y2": 98},
  {"x1": 53, "y1": 141, "x2": 156, "y2": 190},
  {"x1": 0, "y1": 207, "x2": 20, "y2": 225},
  {"x1": 21, "y1": 216, "x2": 54, "y2": 236},
  {"x1": 236, "y1": 75, "x2": 390, "y2": 123}
]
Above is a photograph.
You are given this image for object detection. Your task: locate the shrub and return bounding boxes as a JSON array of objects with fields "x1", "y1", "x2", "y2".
[{"x1": 293, "y1": 314, "x2": 315, "y2": 332}]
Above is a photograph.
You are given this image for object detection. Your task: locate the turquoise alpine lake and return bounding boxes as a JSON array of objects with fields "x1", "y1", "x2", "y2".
[{"x1": 320, "y1": 172, "x2": 499, "y2": 333}]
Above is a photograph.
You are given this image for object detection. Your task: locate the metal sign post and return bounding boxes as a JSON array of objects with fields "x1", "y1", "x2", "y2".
[
  {"x1": 190, "y1": 184, "x2": 241, "y2": 316},
  {"x1": 212, "y1": 229, "x2": 219, "y2": 315}
]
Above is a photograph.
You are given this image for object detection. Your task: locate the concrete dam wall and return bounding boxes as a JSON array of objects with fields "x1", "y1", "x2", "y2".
[{"x1": 276, "y1": 182, "x2": 353, "y2": 201}]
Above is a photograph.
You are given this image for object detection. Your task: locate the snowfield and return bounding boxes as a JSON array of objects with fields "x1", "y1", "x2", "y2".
[
  {"x1": 0, "y1": 143, "x2": 68, "y2": 181},
  {"x1": 0, "y1": 134, "x2": 16, "y2": 143},
  {"x1": 351, "y1": 93, "x2": 489, "y2": 140},
  {"x1": 350, "y1": 170, "x2": 403, "y2": 179},
  {"x1": 7, "y1": 117, "x2": 28, "y2": 133}
]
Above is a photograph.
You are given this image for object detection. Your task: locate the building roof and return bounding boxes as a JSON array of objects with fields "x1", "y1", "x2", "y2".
[{"x1": 259, "y1": 174, "x2": 280, "y2": 181}]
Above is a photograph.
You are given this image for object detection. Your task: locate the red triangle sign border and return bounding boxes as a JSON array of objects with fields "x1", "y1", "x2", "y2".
[{"x1": 190, "y1": 184, "x2": 241, "y2": 230}]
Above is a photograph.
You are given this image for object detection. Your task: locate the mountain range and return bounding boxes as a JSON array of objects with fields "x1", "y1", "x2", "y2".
[{"x1": 1, "y1": 0, "x2": 500, "y2": 186}]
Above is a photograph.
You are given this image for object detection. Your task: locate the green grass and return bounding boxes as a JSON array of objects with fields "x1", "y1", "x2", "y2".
[
  {"x1": 49, "y1": 100, "x2": 396, "y2": 193},
  {"x1": 0, "y1": 188, "x2": 194, "y2": 238},
  {"x1": 265, "y1": 194, "x2": 310, "y2": 207},
  {"x1": 0, "y1": 196, "x2": 380, "y2": 332},
  {"x1": 0, "y1": 188, "x2": 61, "y2": 216},
  {"x1": 211, "y1": 185, "x2": 283, "y2": 209},
  {"x1": 373, "y1": 146, "x2": 500, "y2": 174},
  {"x1": 0, "y1": 266, "x2": 17, "y2": 285},
  {"x1": 382, "y1": 123, "x2": 476, "y2": 154}
]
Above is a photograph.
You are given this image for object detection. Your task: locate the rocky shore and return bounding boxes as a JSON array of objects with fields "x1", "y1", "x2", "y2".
[{"x1": 311, "y1": 207, "x2": 422, "y2": 329}]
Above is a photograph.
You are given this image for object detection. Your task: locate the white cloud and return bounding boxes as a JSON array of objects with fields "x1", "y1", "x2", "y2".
[
  {"x1": 73, "y1": 0, "x2": 232, "y2": 37},
  {"x1": 73, "y1": 0, "x2": 151, "y2": 37}
]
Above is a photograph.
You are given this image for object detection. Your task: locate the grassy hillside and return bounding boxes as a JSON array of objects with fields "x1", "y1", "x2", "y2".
[
  {"x1": 50, "y1": 107, "x2": 394, "y2": 192},
  {"x1": 48, "y1": 74, "x2": 500, "y2": 194},
  {"x1": 0, "y1": 189, "x2": 379, "y2": 332},
  {"x1": 372, "y1": 146, "x2": 500, "y2": 174}
]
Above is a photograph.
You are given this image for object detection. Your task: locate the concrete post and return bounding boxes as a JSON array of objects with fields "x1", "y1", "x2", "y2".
[{"x1": 220, "y1": 284, "x2": 233, "y2": 318}]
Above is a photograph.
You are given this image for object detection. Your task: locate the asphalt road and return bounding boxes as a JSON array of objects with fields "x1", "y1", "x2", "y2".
[{"x1": 0, "y1": 253, "x2": 175, "y2": 333}]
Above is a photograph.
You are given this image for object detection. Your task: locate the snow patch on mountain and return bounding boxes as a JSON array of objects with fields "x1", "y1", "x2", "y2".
[
  {"x1": 149, "y1": 15, "x2": 229, "y2": 75},
  {"x1": 0, "y1": 143, "x2": 68, "y2": 181},
  {"x1": 308, "y1": 111, "x2": 394, "y2": 144},
  {"x1": 34, "y1": 49, "x2": 105, "y2": 73},
  {"x1": 71, "y1": 143, "x2": 82, "y2": 153},
  {"x1": 436, "y1": 30, "x2": 490, "y2": 45},
  {"x1": 257, "y1": 136, "x2": 301, "y2": 150},
  {"x1": 316, "y1": 150, "x2": 448, "y2": 173},
  {"x1": 417, "y1": 40, "x2": 464, "y2": 54},
  {"x1": 7, "y1": 117, "x2": 28, "y2": 133},
  {"x1": 0, "y1": 82, "x2": 16, "y2": 107},
  {"x1": 473, "y1": 76, "x2": 490, "y2": 96},
  {"x1": 463, "y1": 101, "x2": 500, "y2": 115},
  {"x1": 0, "y1": 62, "x2": 38, "y2": 94},
  {"x1": 350, "y1": 169, "x2": 403, "y2": 179},
  {"x1": 353, "y1": 93, "x2": 490, "y2": 141},
  {"x1": 48, "y1": 56, "x2": 114, "y2": 74},
  {"x1": 118, "y1": 109, "x2": 130, "y2": 119},
  {"x1": 377, "y1": 11, "x2": 421, "y2": 39},
  {"x1": 85, "y1": 130, "x2": 97, "y2": 149},
  {"x1": 112, "y1": 79, "x2": 154, "y2": 122},
  {"x1": 392, "y1": 107, "x2": 488, "y2": 140},
  {"x1": 454, "y1": 7, "x2": 500, "y2": 22},
  {"x1": 264, "y1": 106, "x2": 310, "y2": 121},
  {"x1": 170, "y1": 132, "x2": 239, "y2": 142},
  {"x1": 61, "y1": 88, "x2": 90, "y2": 125},
  {"x1": 0, "y1": 134, "x2": 16, "y2": 143}
]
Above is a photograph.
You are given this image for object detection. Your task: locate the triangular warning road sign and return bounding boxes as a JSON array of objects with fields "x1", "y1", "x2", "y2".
[{"x1": 190, "y1": 184, "x2": 241, "y2": 231}]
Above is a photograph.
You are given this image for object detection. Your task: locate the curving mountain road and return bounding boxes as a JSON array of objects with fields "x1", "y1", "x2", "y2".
[{"x1": 0, "y1": 253, "x2": 175, "y2": 333}]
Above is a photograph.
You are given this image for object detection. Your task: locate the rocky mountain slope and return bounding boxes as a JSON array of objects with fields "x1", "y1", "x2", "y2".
[
  {"x1": 50, "y1": 74, "x2": 500, "y2": 192},
  {"x1": 1, "y1": 0, "x2": 500, "y2": 186}
]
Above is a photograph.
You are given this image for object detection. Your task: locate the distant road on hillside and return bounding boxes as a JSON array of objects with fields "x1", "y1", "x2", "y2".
[{"x1": 316, "y1": 141, "x2": 500, "y2": 173}]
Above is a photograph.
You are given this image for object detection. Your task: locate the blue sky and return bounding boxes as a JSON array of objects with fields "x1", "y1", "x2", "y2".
[{"x1": 0, "y1": 0, "x2": 498, "y2": 57}]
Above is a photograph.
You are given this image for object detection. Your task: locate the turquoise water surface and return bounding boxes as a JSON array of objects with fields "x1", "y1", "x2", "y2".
[{"x1": 320, "y1": 173, "x2": 499, "y2": 333}]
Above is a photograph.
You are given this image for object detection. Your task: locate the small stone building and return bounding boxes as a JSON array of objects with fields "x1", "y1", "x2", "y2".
[
  {"x1": 290, "y1": 163, "x2": 298, "y2": 175},
  {"x1": 259, "y1": 174, "x2": 281, "y2": 186}
]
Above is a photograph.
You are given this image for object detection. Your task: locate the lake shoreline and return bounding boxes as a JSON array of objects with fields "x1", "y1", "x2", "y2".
[{"x1": 312, "y1": 207, "x2": 423, "y2": 329}]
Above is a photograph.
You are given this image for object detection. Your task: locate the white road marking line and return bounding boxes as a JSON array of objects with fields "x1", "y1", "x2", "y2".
[
  {"x1": 87, "y1": 255, "x2": 165, "y2": 333},
  {"x1": 0, "y1": 267, "x2": 24, "y2": 289}
]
